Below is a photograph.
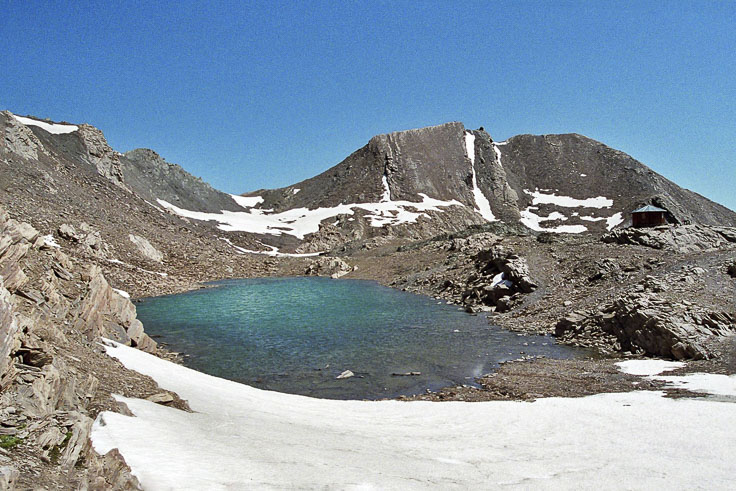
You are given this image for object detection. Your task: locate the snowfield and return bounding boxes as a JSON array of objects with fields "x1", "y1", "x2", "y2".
[
  {"x1": 158, "y1": 189, "x2": 463, "y2": 239},
  {"x1": 92, "y1": 342, "x2": 736, "y2": 490},
  {"x1": 12, "y1": 114, "x2": 79, "y2": 134}
]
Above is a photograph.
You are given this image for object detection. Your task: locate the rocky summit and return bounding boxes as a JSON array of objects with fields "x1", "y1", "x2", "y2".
[{"x1": 1, "y1": 111, "x2": 735, "y2": 488}]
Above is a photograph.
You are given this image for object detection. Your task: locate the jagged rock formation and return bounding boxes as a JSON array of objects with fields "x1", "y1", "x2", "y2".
[
  {"x1": 0, "y1": 206, "x2": 158, "y2": 488},
  {"x1": 556, "y1": 270, "x2": 736, "y2": 359}
]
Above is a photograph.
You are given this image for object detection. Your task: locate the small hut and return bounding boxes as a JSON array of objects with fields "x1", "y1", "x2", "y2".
[{"x1": 631, "y1": 205, "x2": 667, "y2": 228}]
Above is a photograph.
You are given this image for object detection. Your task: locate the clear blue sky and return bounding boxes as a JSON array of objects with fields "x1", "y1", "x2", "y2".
[{"x1": 3, "y1": 1, "x2": 735, "y2": 210}]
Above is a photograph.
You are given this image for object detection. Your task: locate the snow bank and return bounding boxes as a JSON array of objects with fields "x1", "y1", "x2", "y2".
[
  {"x1": 158, "y1": 192, "x2": 463, "y2": 240},
  {"x1": 526, "y1": 189, "x2": 613, "y2": 208},
  {"x1": 12, "y1": 114, "x2": 79, "y2": 134},
  {"x1": 465, "y1": 132, "x2": 496, "y2": 222},
  {"x1": 92, "y1": 342, "x2": 736, "y2": 490},
  {"x1": 229, "y1": 194, "x2": 264, "y2": 209},
  {"x1": 606, "y1": 212, "x2": 624, "y2": 230},
  {"x1": 617, "y1": 360, "x2": 736, "y2": 397}
]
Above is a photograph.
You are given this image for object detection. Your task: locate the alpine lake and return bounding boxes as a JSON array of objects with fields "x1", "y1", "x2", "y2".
[{"x1": 135, "y1": 277, "x2": 591, "y2": 400}]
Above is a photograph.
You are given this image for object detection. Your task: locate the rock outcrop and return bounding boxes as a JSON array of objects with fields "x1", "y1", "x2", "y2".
[
  {"x1": 556, "y1": 288, "x2": 735, "y2": 360},
  {"x1": 305, "y1": 256, "x2": 353, "y2": 279},
  {"x1": 602, "y1": 224, "x2": 736, "y2": 253},
  {"x1": 460, "y1": 246, "x2": 538, "y2": 312},
  {"x1": 76, "y1": 125, "x2": 129, "y2": 192},
  {"x1": 0, "y1": 206, "x2": 157, "y2": 488}
]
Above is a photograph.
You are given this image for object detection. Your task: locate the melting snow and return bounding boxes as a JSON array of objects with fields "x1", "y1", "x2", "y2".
[
  {"x1": 158, "y1": 193, "x2": 463, "y2": 240},
  {"x1": 606, "y1": 212, "x2": 624, "y2": 230},
  {"x1": 229, "y1": 194, "x2": 264, "y2": 209},
  {"x1": 91, "y1": 342, "x2": 736, "y2": 490},
  {"x1": 12, "y1": 114, "x2": 79, "y2": 134},
  {"x1": 465, "y1": 132, "x2": 496, "y2": 221},
  {"x1": 380, "y1": 175, "x2": 391, "y2": 202},
  {"x1": 519, "y1": 207, "x2": 588, "y2": 234},
  {"x1": 42, "y1": 235, "x2": 60, "y2": 248},
  {"x1": 218, "y1": 237, "x2": 323, "y2": 258},
  {"x1": 525, "y1": 189, "x2": 613, "y2": 208},
  {"x1": 617, "y1": 360, "x2": 736, "y2": 398},
  {"x1": 292, "y1": 188, "x2": 301, "y2": 195}
]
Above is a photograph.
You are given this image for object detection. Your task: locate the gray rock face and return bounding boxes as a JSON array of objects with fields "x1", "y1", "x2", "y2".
[
  {"x1": 1, "y1": 110, "x2": 41, "y2": 161},
  {"x1": 121, "y1": 148, "x2": 244, "y2": 213},
  {"x1": 369, "y1": 122, "x2": 474, "y2": 204},
  {"x1": 0, "y1": 279, "x2": 18, "y2": 388},
  {"x1": 76, "y1": 125, "x2": 129, "y2": 191},
  {"x1": 602, "y1": 224, "x2": 736, "y2": 253}
]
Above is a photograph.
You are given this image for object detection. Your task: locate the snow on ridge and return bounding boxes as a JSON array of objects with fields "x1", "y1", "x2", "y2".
[
  {"x1": 230, "y1": 194, "x2": 264, "y2": 209},
  {"x1": 158, "y1": 193, "x2": 463, "y2": 240},
  {"x1": 91, "y1": 341, "x2": 736, "y2": 490},
  {"x1": 465, "y1": 132, "x2": 496, "y2": 222},
  {"x1": 525, "y1": 189, "x2": 613, "y2": 209},
  {"x1": 12, "y1": 114, "x2": 79, "y2": 134},
  {"x1": 292, "y1": 188, "x2": 301, "y2": 195}
]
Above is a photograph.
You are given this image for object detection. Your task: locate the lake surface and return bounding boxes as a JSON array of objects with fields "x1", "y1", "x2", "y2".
[{"x1": 136, "y1": 277, "x2": 590, "y2": 399}]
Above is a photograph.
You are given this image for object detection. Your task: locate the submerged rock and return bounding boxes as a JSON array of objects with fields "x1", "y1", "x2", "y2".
[{"x1": 336, "y1": 370, "x2": 354, "y2": 379}]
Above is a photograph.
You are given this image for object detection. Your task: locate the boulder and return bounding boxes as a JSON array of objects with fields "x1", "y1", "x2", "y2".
[
  {"x1": 305, "y1": 257, "x2": 352, "y2": 279},
  {"x1": 128, "y1": 234, "x2": 164, "y2": 263}
]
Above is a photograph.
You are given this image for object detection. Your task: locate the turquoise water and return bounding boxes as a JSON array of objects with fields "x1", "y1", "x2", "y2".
[{"x1": 136, "y1": 277, "x2": 589, "y2": 399}]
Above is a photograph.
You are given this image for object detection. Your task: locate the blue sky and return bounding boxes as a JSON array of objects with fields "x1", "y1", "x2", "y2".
[{"x1": 3, "y1": 1, "x2": 735, "y2": 210}]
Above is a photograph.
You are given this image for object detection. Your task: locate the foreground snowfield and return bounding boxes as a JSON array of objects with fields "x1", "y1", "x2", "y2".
[{"x1": 92, "y1": 342, "x2": 736, "y2": 490}]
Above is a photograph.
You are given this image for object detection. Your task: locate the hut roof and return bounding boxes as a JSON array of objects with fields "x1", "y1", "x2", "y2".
[{"x1": 632, "y1": 205, "x2": 667, "y2": 214}]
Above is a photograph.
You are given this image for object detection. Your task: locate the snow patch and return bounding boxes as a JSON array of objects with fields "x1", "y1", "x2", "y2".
[
  {"x1": 525, "y1": 189, "x2": 613, "y2": 208},
  {"x1": 113, "y1": 288, "x2": 130, "y2": 299},
  {"x1": 606, "y1": 212, "x2": 624, "y2": 231},
  {"x1": 617, "y1": 360, "x2": 685, "y2": 376},
  {"x1": 580, "y1": 173, "x2": 587, "y2": 177},
  {"x1": 91, "y1": 341, "x2": 736, "y2": 490},
  {"x1": 12, "y1": 114, "x2": 79, "y2": 134},
  {"x1": 465, "y1": 132, "x2": 496, "y2": 221},
  {"x1": 618, "y1": 360, "x2": 736, "y2": 397},
  {"x1": 158, "y1": 193, "x2": 463, "y2": 240},
  {"x1": 520, "y1": 208, "x2": 588, "y2": 234},
  {"x1": 380, "y1": 175, "x2": 391, "y2": 202},
  {"x1": 219, "y1": 237, "x2": 323, "y2": 258},
  {"x1": 230, "y1": 194, "x2": 264, "y2": 209},
  {"x1": 42, "y1": 234, "x2": 60, "y2": 248},
  {"x1": 292, "y1": 188, "x2": 301, "y2": 195}
]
